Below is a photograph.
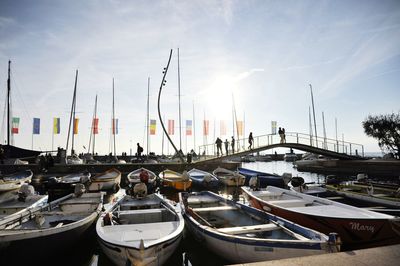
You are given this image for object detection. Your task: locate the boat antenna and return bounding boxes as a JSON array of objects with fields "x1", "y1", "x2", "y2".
[{"x1": 157, "y1": 49, "x2": 184, "y2": 163}]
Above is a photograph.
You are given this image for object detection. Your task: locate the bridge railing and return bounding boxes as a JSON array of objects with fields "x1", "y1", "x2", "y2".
[{"x1": 197, "y1": 132, "x2": 364, "y2": 159}]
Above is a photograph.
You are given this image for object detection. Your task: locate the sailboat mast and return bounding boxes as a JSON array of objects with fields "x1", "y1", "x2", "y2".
[
  {"x1": 7, "y1": 60, "x2": 11, "y2": 145},
  {"x1": 309, "y1": 84, "x2": 318, "y2": 147},
  {"x1": 193, "y1": 101, "x2": 196, "y2": 151},
  {"x1": 177, "y1": 48, "x2": 182, "y2": 151},
  {"x1": 112, "y1": 78, "x2": 116, "y2": 156},
  {"x1": 66, "y1": 70, "x2": 78, "y2": 155},
  {"x1": 146, "y1": 77, "x2": 150, "y2": 154},
  {"x1": 88, "y1": 95, "x2": 98, "y2": 155}
]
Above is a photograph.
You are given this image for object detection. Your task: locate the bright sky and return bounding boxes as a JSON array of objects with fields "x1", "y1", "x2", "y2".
[{"x1": 0, "y1": 0, "x2": 399, "y2": 155}]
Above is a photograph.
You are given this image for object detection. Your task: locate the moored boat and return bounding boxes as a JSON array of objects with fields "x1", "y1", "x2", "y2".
[
  {"x1": 0, "y1": 191, "x2": 103, "y2": 260},
  {"x1": 237, "y1": 167, "x2": 285, "y2": 188},
  {"x1": 44, "y1": 172, "x2": 91, "y2": 201},
  {"x1": 187, "y1": 168, "x2": 219, "y2": 189},
  {"x1": 0, "y1": 170, "x2": 33, "y2": 192},
  {"x1": 242, "y1": 186, "x2": 400, "y2": 250},
  {"x1": 88, "y1": 168, "x2": 121, "y2": 193},
  {"x1": 126, "y1": 167, "x2": 157, "y2": 186},
  {"x1": 212, "y1": 167, "x2": 245, "y2": 186},
  {"x1": 96, "y1": 193, "x2": 184, "y2": 266},
  {"x1": 159, "y1": 169, "x2": 192, "y2": 191},
  {"x1": 179, "y1": 191, "x2": 340, "y2": 264}
]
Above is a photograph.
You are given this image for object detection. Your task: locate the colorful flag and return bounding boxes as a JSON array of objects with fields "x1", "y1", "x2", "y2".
[
  {"x1": 203, "y1": 120, "x2": 209, "y2": 136},
  {"x1": 271, "y1": 121, "x2": 277, "y2": 135},
  {"x1": 93, "y1": 118, "x2": 99, "y2": 134},
  {"x1": 168, "y1": 119, "x2": 174, "y2": 135},
  {"x1": 12, "y1": 117, "x2": 20, "y2": 134},
  {"x1": 53, "y1": 118, "x2": 60, "y2": 134},
  {"x1": 237, "y1": 120, "x2": 244, "y2": 136},
  {"x1": 73, "y1": 118, "x2": 79, "y2": 134},
  {"x1": 33, "y1": 118, "x2": 40, "y2": 134},
  {"x1": 112, "y1": 118, "x2": 118, "y2": 135},
  {"x1": 150, "y1": 119, "x2": 156, "y2": 135},
  {"x1": 220, "y1": 120, "x2": 227, "y2": 136},
  {"x1": 186, "y1": 120, "x2": 192, "y2": 136}
]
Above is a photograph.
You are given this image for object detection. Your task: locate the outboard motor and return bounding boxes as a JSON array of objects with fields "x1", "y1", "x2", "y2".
[
  {"x1": 282, "y1": 173, "x2": 292, "y2": 188},
  {"x1": 74, "y1": 183, "x2": 86, "y2": 197},
  {"x1": 18, "y1": 184, "x2": 35, "y2": 202},
  {"x1": 249, "y1": 176, "x2": 260, "y2": 190},
  {"x1": 290, "y1": 176, "x2": 305, "y2": 188},
  {"x1": 133, "y1": 183, "x2": 147, "y2": 198}
]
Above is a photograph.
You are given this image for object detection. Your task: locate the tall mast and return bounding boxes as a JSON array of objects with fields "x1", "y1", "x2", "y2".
[
  {"x1": 322, "y1": 111, "x2": 327, "y2": 149},
  {"x1": 88, "y1": 95, "x2": 98, "y2": 154},
  {"x1": 193, "y1": 101, "x2": 196, "y2": 151},
  {"x1": 146, "y1": 77, "x2": 150, "y2": 154},
  {"x1": 308, "y1": 106, "x2": 313, "y2": 146},
  {"x1": 66, "y1": 70, "x2": 78, "y2": 155},
  {"x1": 7, "y1": 60, "x2": 11, "y2": 145},
  {"x1": 112, "y1": 78, "x2": 116, "y2": 156},
  {"x1": 309, "y1": 84, "x2": 318, "y2": 147},
  {"x1": 177, "y1": 48, "x2": 182, "y2": 151}
]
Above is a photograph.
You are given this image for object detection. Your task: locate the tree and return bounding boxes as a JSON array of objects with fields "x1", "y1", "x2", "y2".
[{"x1": 362, "y1": 112, "x2": 400, "y2": 159}]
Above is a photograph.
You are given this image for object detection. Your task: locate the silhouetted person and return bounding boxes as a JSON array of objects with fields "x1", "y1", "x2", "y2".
[
  {"x1": 224, "y1": 139, "x2": 229, "y2": 155},
  {"x1": 278, "y1": 127, "x2": 284, "y2": 143},
  {"x1": 0, "y1": 144, "x2": 4, "y2": 164},
  {"x1": 248, "y1": 132, "x2": 254, "y2": 149},
  {"x1": 137, "y1": 143, "x2": 143, "y2": 158},
  {"x1": 231, "y1": 136, "x2": 235, "y2": 153},
  {"x1": 282, "y1": 128, "x2": 286, "y2": 143},
  {"x1": 215, "y1": 137, "x2": 223, "y2": 156}
]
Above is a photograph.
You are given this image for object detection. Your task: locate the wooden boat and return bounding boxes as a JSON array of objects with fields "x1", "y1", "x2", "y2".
[
  {"x1": 96, "y1": 193, "x2": 184, "y2": 266},
  {"x1": 0, "y1": 184, "x2": 47, "y2": 219},
  {"x1": 325, "y1": 182, "x2": 400, "y2": 208},
  {"x1": 158, "y1": 169, "x2": 192, "y2": 191},
  {"x1": 88, "y1": 168, "x2": 121, "y2": 193},
  {"x1": 187, "y1": 168, "x2": 219, "y2": 189},
  {"x1": 127, "y1": 168, "x2": 157, "y2": 186},
  {"x1": 237, "y1": 167, "x2": 285, "y2": 188},
  {"x1": 0, "y1": 170, "x2": 33, "y2": 192},
  {"x1": 212, "y1": 167, "x2": 245, "y2": 186},
  {"x1": 44, "y1": 172, "x2": 91, "y2": 201},
  {"x1": 179, "y1": 191, "x2": 340, "y2": 264},
  {"x1": 242, "y1": 186, "x2": 400, "y2": 250},
  {"x1": 0, "y1": 191, "x2": 103, "y2": 259}
]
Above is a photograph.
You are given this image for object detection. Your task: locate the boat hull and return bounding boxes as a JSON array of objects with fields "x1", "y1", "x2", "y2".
[{"x1": 243, "y1": 188, "x2": 400, "y2": 250}]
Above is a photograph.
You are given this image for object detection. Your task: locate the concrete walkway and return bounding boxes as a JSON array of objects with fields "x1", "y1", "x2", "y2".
[{"x1": 229, "y1": 244, "x2": 400, "y2": 266}]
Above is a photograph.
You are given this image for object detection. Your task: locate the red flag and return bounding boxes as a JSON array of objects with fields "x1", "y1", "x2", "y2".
[
  {"x1": 203, "y1": 120, "x2": 209, "y2": 136},
  {"x1": 93, "y1": 118, "x2": 99, "y2": 134},
  {"x1": 168, "y1": 119, "x2": 174, "y2": 135}
]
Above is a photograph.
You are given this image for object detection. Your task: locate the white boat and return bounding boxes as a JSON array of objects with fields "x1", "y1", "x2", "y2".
[
  {"x1": 67, "y1": 154, "x2": 83, "y2": 164},
  {"x1": 212, "y1": 167, "x2": 245, "y2": 186},
  {"x1": 187, "y1": 168, "x2": 220, "y2": 189},
  {"x1": 88, "y1": 168, "x2": 121, "y2": 193},
  {"x1": 179, "y1": 191, "x2": 340, "y2": 264},
  {"x1": 0, "y1": 184, "x2": 47, "y2": 219},
  {"x1": 126, "y1": 168, "x2": 157, "y2": 186},
  {"x1": 0, "y1": 191, "x2": 103, "y2": 259},
  {"x1": 96, "y1": 193, "x2": 184, "y2": 266},
  {"x1": 0, "y1": 170, "x2": 33, "y2": 192}
]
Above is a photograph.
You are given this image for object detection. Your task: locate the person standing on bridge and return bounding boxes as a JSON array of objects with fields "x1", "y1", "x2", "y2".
[
  {"x1": 224, "y1": 139, "x2": 229, "y2": 155},
  {"x1": 215, "y1": 137, "x2": 223, "y2": 156},
  {"x1": 248, "y1": 132, "x2": 254, "y2": 149},
  {"x1": 231, "y1": 136, "x2": 235, "y2": 153},
  {"x1": 278, "y1": 127, "x2": 284, "y2": 143},
  {"x1": 282, "y1": 128, "x2": 286, "y2": 143}
]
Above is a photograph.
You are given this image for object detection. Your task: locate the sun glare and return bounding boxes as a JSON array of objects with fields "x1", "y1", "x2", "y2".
[{"x1": 205, "y1": 76, "x2": 235, "y2": 119}]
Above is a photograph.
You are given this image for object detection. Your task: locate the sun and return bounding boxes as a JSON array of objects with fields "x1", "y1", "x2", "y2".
[{"x1": 204, "y1": 76, "x2": 235, "y2": 119}]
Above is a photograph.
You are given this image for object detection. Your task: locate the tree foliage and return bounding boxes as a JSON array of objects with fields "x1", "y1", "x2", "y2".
[{"x1": 362, "y1": 112, "x2": 400, "y2": 159}]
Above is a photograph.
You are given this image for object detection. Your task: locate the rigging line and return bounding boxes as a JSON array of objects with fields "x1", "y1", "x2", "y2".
[{"x1": 10, "y1": 68, "x2": 33, "y2": 122}]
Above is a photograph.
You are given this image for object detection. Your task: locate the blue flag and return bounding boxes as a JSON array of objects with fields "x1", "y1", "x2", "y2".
[{"x1": 33, "y1": 118, "x2": 40, "y2": 134}]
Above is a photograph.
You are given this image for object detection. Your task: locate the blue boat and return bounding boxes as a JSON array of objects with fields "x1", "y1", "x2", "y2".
[
  {"x1": 237, "y1": 167, "x2": 285, "y2": 188},
  {"x1": 187, "y1": 168, "x2": 220, "y2": 189}
]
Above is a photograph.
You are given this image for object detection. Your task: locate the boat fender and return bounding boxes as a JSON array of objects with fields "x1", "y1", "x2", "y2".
[
  {"x1": 328, "y1": 233, "x2": 341, "y2": 252},
  {"x1": 74, "y1": 183, "x2": 86, "y2": 197}
]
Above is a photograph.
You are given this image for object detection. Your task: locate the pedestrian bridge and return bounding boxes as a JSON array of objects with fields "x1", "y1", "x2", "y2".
[{"x1": 197, "y1": 132, "x2": 364, "y2": 162}]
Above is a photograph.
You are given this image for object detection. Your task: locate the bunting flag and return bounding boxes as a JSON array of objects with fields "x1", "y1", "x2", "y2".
[
  {"x1": 186, "y1": 120, "x2": 192, "y2": 136},
  {"x1": 112, "y1": 118, "x2": 118, "y2": 135},
  {"x1": 33, "y1": 118, "x2": 40, "y2": 134},
  {"x1": 237, "y1": 120, "x2": 244, "y2": 136},
  {"x1": 53, "y1": 118, "x2": 60, "y2": 134},
  {"x1": 203, "y1": 120, "x2": 209, "y2": 136},
  {"x1": 271, "y1": 121, "x2": 277, "y2": 135},
  {"x1": 93, "y1": 118, "x2": 99, "y2": 134},
  {"x1": 150, "y1": 119, "x2": 156, "y2": 135},
  {"x1": 12, "y1": 117, "x2": 20, "y2": 134},
  {"x1": 73, "y1": 118, "x2": 79, "y2": 134},
  {"x1": 168, "y1": 119, "x2": 174, "y2": 135},
  {"x1": 220, "y1": 120, "x2": 227, "y2": 136}
]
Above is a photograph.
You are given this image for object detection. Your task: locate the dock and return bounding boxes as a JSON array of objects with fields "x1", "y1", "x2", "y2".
[{"x1": 229, "y1": 244, "x2": 400, "y2": 266}]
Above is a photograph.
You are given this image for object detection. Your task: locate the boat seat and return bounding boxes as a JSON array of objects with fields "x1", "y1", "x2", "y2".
[
  {"x1": 267, "y1": 199, "x2": 312, "y2": 208},
  {"x1": 117, "y1": 208, "x2": 165, "y2": 224},
  {"x1": 218, "y1": 223, "x2": 279, "y2": 234},
  {"x1": 192, "y1": 206, "x2": 237, "y2": 212}
]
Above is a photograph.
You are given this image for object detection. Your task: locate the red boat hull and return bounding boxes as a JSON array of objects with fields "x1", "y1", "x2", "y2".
[{"x1": 245, "y1": 192, "x2": 400, "y2": 250}]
